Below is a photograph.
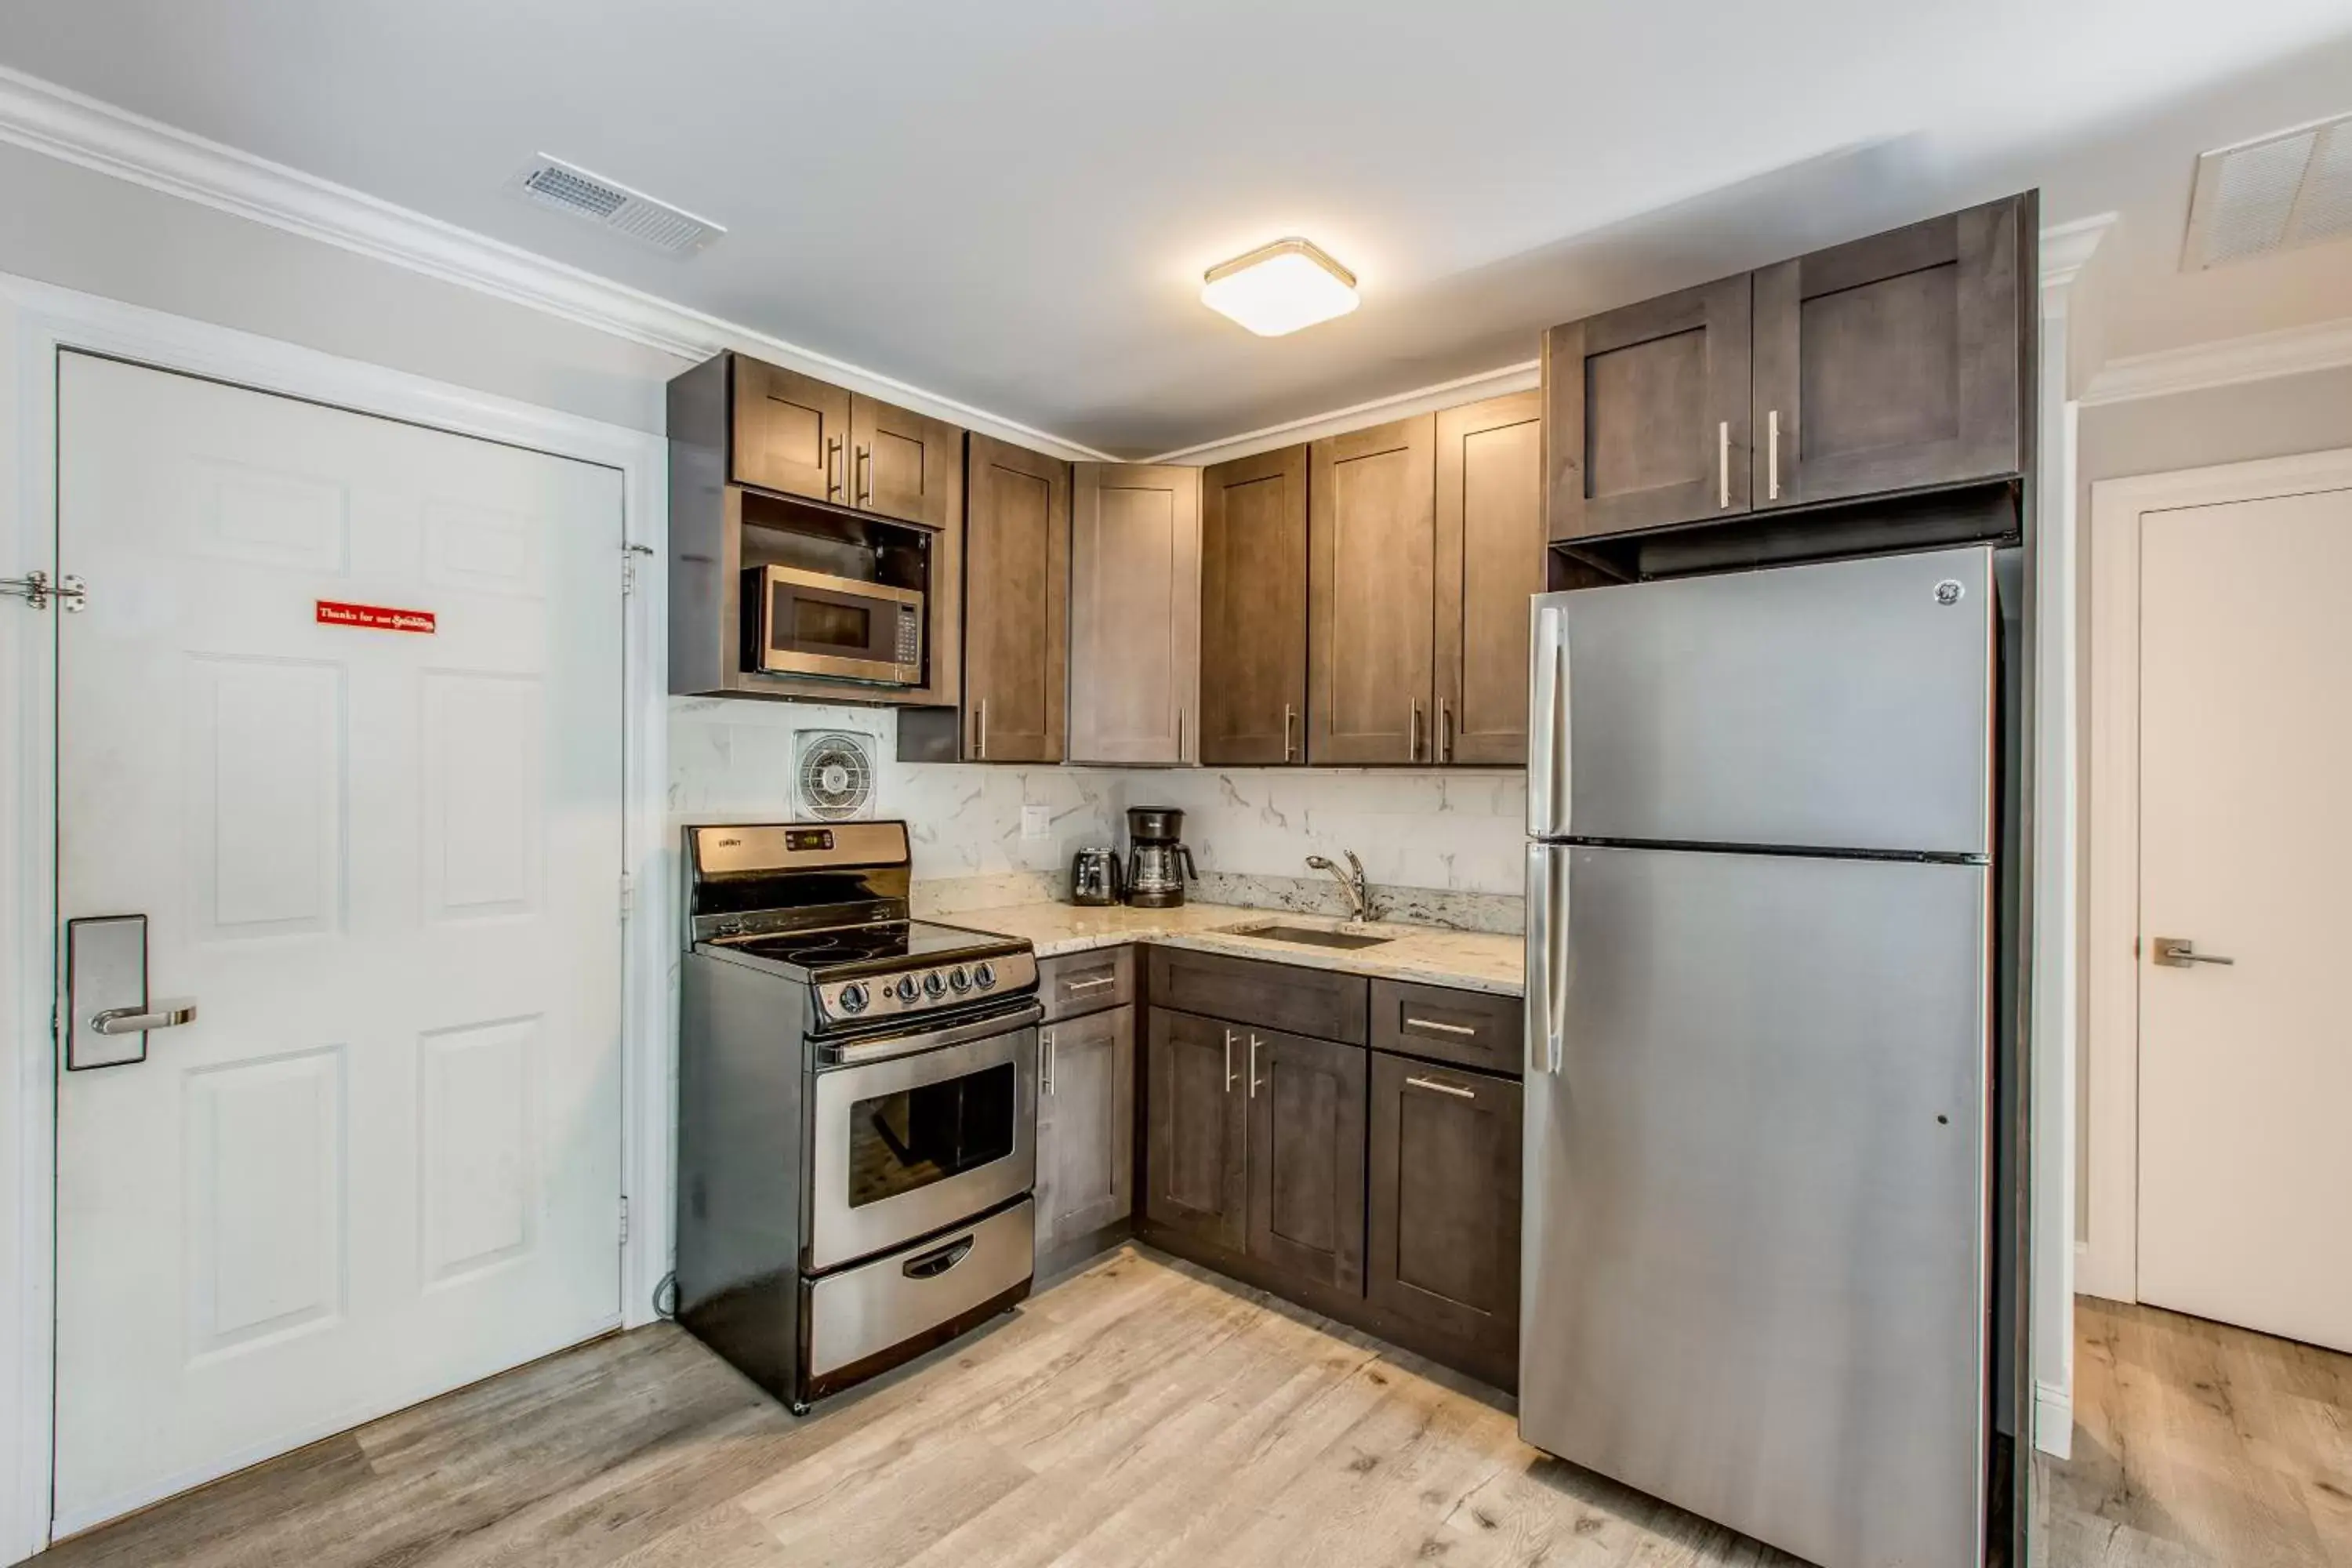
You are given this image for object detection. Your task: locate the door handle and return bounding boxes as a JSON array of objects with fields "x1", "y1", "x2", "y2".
[
  {"x1": 1223, "y1": 1028, "x2": 1237, "y2": 1092},
  {"x1": 92, "y1": 1002, "x2": 197, "y2": 1036},
  {"x1": 1409, "y1": 699, "x2": 1424, "y2": 762},
  {"x1": 1439, "y1": 697, "x2": 1454, "y2": 764},
  {"x1": 826, "y1": 434, "x2": 844, "y2": 500},
  {"x1": 974, "y1": 699, "x2": 988, "y2": 760},
  {"x1": 66, "y1": 914, "x2": 198, "y2": 1071},
  {"x1": 1717, "y1": 420, "x2": 1730, "y2": 509},
  {"x1": 2152, "y1": 937, "x2": 2235, "y2": 969},
  {"x1": 1247, "y1": 1035, "x2": 1263, "y2": 1098},
  {"x1": 1403, "y1": 1016, "x2": 1477, "y2": 1037},
  {"x1": 1766, "y1": 408, "x2": 1783, "y2": 501},
  {"x1": 1405, "y1": 1075, "x2": 1476, "y2": 1101},
  {"x1": 856, "y1": 445, "x2": 873, "y2": 506},
  {"x1": 1283, "y1": 702, "x2": 1298, "y2": 762}
]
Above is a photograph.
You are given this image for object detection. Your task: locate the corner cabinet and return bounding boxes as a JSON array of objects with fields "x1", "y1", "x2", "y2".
[
  {"x1": 1308, "y1": 415, "x2": 1437, "y2": 764},
  {"x1": 1544, "y1": 193, "x2": 2031, "y2": 547},
  {"x1": 1068, "y1": 464, "x2": 1201, "y2": 765},
  {"x1": 1198, "y1": 446, "x2": 1309, "y2": 765},
  {"x1": 1435, "y1": 391, "x2": 1544, "y2": 765}
]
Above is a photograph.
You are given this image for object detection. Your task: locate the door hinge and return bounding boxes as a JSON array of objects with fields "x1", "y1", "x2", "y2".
[
  {"x1": 622, "y1": 543, "x2": 653, "y2": 597},
  {"x1": 2, "y1": 571, "x2": 85, "y2": 612},
  {"x1": 619, "y1": 872, "x2": 636, "y2": 920},
  {"x1": 619, "y1": 1195, "x2": 630, "y2": 1246}
]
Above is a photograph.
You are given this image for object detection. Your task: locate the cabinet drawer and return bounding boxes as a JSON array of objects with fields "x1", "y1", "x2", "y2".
[
  {"x1": 1368, "y1": 980, "x2": 1522, "y2": 1076},
  {"x1": 1038, "y1": 946, "x2": 1135, "y2": 1021},
  {"x1": 1149, "y1": 947, "x2": 1367, "y2": 1044}
]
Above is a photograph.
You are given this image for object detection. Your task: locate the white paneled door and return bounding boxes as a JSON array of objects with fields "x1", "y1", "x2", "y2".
[
  {"x1": 52, "y1": 354, "x2": 626, "y2": 1531},
  {"x1": 2136, "y1": 480, "x2": 2352, "y2": 1355}
]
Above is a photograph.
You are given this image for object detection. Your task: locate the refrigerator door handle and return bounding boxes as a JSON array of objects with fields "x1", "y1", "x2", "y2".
[
  {"x1": 1527, "y1": 601, "x2": 1569, "y2": 837},
  {"x1": 1524, "y1": 844, "x2": 1567, "y2": 1076}
]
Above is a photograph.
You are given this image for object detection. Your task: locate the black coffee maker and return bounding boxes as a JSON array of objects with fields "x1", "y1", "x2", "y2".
[{"x1": 1123, "y1": 806, "x2": 1198, "y2": 909}]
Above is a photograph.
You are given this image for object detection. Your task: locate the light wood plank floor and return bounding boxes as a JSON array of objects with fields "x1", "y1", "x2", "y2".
[
  {"x1": 37, "y1": 1246, "x2": 1803, "y2": 1568},
  {"x1": 2038, "y1": 1296, "x2": 2352, "y2": 1567}
]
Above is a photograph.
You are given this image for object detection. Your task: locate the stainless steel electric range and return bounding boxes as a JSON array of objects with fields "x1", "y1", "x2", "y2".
[{"x1": 673, "y1": 820, "x2": 1040, "y2": 1412}]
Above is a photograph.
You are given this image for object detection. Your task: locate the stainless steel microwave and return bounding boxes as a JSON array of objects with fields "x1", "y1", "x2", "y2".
[{"x1": 746, "y1": 565, "x2": 924, "y2": 686}]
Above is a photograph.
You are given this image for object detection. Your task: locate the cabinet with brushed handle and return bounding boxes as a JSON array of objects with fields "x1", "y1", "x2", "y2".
[
  {"x1": 1198, "y1": 445, "x2": 1308, "y2": 765},
  {"x1": 1069, "y1": 464, "x2": 1201, "y2": 765},
  {"x1": 1035, "y1": 1004, "x2": 1135, "y2": 1272}
]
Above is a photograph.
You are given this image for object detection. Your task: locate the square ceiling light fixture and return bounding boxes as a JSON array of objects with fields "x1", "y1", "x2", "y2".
[{"x1": 1200, "y1": 238, "x2": 1359, "y2": 336}]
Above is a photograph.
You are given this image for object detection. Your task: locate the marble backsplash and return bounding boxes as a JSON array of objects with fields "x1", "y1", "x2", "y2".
[{"x1": 667, "y1": 699, "x2": 1527, "y2": 931}]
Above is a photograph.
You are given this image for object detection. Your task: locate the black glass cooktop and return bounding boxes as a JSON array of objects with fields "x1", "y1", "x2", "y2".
[{"x1": 717, "y1": 920, "x2": 1018, "y2": 976}]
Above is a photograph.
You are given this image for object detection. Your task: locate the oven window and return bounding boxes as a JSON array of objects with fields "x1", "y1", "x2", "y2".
[
  {"x1": 781, "y1": 590, "x2": 873, "y2": 652},
  {"x1": 847, "y1": 1062, "x2": 1017, "y2": 1208}
]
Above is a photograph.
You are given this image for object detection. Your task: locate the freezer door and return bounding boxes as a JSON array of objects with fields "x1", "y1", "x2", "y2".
[
  {"x1": 1520, "y1": 843, "x2": 1989, "y2": 1568},
  {"x1": 1526, "y1": 545, "x2": 1994, "y2": 855}
]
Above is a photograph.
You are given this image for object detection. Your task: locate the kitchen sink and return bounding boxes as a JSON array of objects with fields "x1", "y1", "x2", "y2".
[{"x1": 1243, "y1": 924, "x2": 1392, "y2": 950}]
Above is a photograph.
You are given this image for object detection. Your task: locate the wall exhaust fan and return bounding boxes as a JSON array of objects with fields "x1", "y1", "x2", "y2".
[
  {"x1": 507, "y1": 155, "x2": 724, "y2": 256},
  {"x1": 2182, "y1": 111, "x2": 2352, "y2": 270},
  {"x1": 792, "y1": 731, "x2": 877, "y2": 822}
]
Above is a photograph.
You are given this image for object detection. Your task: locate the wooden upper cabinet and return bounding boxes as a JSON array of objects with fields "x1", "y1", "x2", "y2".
[
  {"x1": 1309, "y1": 415, "x2": 1436, "y2": 765},
  {"x1": 1545, "y1": 276, "x2": 1751, "y2": 542},
  {"x1": 1751, "y1": 195, "x2": 2025, "y2": 509},
  {"x1": 1069, "y1": 464, "x2": 1202, "y2": 765},
  {"x1": 851, "y1": 394, "x2": 964, "y2": 529},
  {"x1": 1436, "y1": 391, "x2": 1544, "y2": 766},
  {"x1": 1199, "y1": 446, "x2": 1308, "y2": 766},
  {"x1": 731, "y1": 356, "x2": 850, "y2": 503},
  {"x1": 961, "y1": 434, "x2": 1069, "y2": 763}
]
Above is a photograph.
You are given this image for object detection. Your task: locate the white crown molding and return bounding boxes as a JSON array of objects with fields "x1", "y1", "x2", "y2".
[
  {"x1": 0, "y1": 64, "x2": 1116, "y2": 462},
  {"x1": 2079, "y1": 314, "x2": 2352, "y2": 407},
  {"x1": 1143, "y1": 360, "x2": 1541, "y2": 466},
  {"x1": 2041, "y1": 212, "x2": 2116, "y2": 300}
]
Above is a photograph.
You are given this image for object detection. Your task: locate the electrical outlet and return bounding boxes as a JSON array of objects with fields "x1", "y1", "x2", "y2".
[{"x1": 1021, "y1": 804, "x2": 1051, "y2": 841}]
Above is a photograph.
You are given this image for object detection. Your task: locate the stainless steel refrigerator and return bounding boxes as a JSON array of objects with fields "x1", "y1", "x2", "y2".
[{"x1": 1521, "y1": 544, "x2": 1998, "y2": 1568}]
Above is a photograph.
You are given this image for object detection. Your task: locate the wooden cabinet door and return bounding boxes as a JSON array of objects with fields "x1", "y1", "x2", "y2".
[
  {"x1": 1145, "y1": 1008, "x2": 1247, "y2": 1251},
  {"x1": 1198, "y1": 446, "x2": 1308, "y2": 765},
  {"x1": 1069, "y1": 464, "x2": 1201, "y2": 764},
  {"x1": 1751, "y1": 195, "x2": 2024, "y2": 508},
  {"x1": 1243, "y1": 1027, "x2": 1367, "y2": 1294},
  {"x1": 1435, "y1": 391, "x2": 1544, "y2": 766},
  {"x1": 1036, "y1": 1004, "x2": 1135, "y2": 1257},
  {"x1": 1367, "y1": 1052, "x2": 1520, "y2": 1385},
  {"x1": 1308, "y1": 414, "x2": 1436, "y2": 765},
  {"x1": 962, "y1": 434, "x2": 1069, "y2": 762},
  {"x1": 731, "y1": 356, "x2": 850, "y2": 503},
  {"x1": 851, "y1": 394, "x2": 964, "y2": 529},
  {"x1": 1544, "y1": 275, "x2": 1751, "y2": 541}
]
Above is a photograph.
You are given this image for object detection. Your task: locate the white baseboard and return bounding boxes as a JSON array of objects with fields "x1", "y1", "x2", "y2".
[{"x1": 2034, "y1": 1380, "x2": 2074, "y2": 1460}]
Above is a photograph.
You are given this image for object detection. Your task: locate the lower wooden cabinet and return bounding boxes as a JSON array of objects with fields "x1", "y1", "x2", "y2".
[
  {"x1": 1244, "y1": 1027, "x2": 1367, "y2": 1294},
  {"x1": 1036, "y1": 1004, "x2": 1136, "y2": 1262},
  {"x1": 1144, "y1": 1007, "x2": 1247, "y2": 1250},
  {"x1": 1367, "y1": 1051, "x2": 1522, "y2": 1388}
]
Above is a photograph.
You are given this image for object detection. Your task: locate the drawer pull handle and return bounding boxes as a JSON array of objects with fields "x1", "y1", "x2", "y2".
[
  {"x1": 902, "y1": 1234, "x2": 975, "y2": 1279},
  {"x1": 1403, "y1": 1017, "x2": 1477, "y2": 1036},
  {"x1": 1223, "y1": 1028, "x2": 1238, "y2": 1093},
  {"x1": 1406, "y1": 1075, "x2": 1477, "y2": 1101},
  {"x1": 1065, "y1": 975, "x2": 1117, "y2": 992}
]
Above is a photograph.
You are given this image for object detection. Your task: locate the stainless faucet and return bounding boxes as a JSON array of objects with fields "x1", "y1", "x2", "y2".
[{"x1": 1304, "y1": 851, "x2": 1375, "y2": 923}]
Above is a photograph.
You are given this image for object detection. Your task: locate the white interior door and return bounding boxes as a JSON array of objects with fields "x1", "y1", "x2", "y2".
[
  {"x1": 2136, "y1": 480, "x2": 2352, "y2": 1354},
  {"x1": 52, "y1": 354, "x2": 626, "y2": 1531}
]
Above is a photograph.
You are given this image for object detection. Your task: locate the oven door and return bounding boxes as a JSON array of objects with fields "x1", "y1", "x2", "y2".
[
  {"x1": 752, "y1": 564, "x2": 922, "y2": 684},
  {"x1": 807, "y1": 1007, "x2": 1037, "y2": 1272}
]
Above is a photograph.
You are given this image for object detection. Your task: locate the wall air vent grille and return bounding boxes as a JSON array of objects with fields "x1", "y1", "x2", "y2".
[
  {"x1": 792, "y1": 731, "x2": 877, "y2": 822},
  {"x1": 2183, "y1": 111, "x2": 2352, "y2": 269},
  {"x1": 508, "y1": 155, "x2": 724, "y2": 256}
]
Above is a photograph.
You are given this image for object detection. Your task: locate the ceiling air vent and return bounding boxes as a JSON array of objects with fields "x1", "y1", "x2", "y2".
[
  {"x1": 507, "y1": 155, "x2": 724, "y2": 256},
  {"x1": 2182, "y1": 111, "x2": 2352, "y2": 270}
]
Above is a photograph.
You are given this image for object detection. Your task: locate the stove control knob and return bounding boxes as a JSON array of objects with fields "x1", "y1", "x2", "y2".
[
  {"x1": 893, "y1": 975, "x2": 921, "y2": 1004},
  {"x1": 972, "y1": 961, "x2": 996, "y2": 991},
  {"x1": 837, "y1": 982, "x2": 870, "y2": 1015},
  {"x1": 949, "y1": 965, "x2": 972, "y2": 994},
  {"x1": 923, "y1": 970, "x2": 947, "y2": 999}
]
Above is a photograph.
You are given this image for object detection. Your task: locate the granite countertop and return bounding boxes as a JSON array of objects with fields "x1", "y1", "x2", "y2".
[{"x1": 945, "y1": 901, "x2": 1524, "y2": 997}]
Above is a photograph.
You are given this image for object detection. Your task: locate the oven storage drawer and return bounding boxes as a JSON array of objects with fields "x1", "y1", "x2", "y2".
[
  {"x1": 807, "y1": 1022, "x2": 1037, "y2": 1272},
  {"x1": 804, "y1": 1198, "x2": 1034, "y2": 1379}
]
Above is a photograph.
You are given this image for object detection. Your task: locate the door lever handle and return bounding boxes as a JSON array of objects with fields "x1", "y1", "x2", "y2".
[
  {"x1": 2152, "y1": 938, "x2": 2234, "y2": 969},
  {"x1": 91, "y1": 1000, "x2": 197, "y2": 1035}
]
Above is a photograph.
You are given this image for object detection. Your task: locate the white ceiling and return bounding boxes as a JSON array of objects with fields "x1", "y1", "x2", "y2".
[{"x1": 0, "y1": 1, "x2": 2348, "y2": 458}]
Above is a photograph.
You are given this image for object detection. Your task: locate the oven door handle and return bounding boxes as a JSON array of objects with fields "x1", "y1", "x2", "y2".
[
  {"x1": 826, "y1": 1003, "x2": 1045, "y2": 1065},
  {"x1": 902, "y1": 1233, "x2": 977, "y2": 1279}
]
